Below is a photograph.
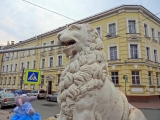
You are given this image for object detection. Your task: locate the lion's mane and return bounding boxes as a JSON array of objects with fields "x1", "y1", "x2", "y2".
[{"x1": 57, "y1": 24, "x2": 110, "y2": 119}]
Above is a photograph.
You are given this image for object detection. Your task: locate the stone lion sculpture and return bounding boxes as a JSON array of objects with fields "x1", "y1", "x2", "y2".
[{"x1": 53, "y1": 24, "x2": 146, "y2": 120}]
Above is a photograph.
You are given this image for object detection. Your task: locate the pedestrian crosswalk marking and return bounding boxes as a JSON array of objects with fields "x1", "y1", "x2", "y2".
[{"x1": 28, "y1": 72, "x2": 37, "y2": 81}]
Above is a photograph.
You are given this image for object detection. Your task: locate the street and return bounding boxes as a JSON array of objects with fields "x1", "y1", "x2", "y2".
[{"x1": 2, "y1": 99, "x2": 160, "y2": 120}]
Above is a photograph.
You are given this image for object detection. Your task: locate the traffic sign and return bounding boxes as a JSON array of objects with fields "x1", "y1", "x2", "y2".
[{"x1": 25, "y1": 69, "x2": 41, "y2": 84}]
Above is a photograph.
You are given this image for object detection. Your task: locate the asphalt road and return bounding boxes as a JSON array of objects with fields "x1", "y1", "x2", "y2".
[{"x1": 3, "y1": 99, "x2": 160, "y2": 120}]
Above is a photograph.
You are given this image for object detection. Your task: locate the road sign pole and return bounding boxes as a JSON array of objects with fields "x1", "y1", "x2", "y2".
[
  {"x1": 20, "y1": 67, "x2": 25, "y2": 89},
  {"x1": 125, "y1": 80, "x2": 126, "y2": 95}
]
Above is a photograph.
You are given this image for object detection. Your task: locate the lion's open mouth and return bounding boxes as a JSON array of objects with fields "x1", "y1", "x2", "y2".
[{"x1": 61, "y1": 39, "x2": 76, "y2": 47}]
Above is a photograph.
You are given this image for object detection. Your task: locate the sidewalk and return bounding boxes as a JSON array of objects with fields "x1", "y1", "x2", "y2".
[
  {"x1": 0, "y1": 110, "x2": 13, "y2": 120},
  {"x1": 130, "y1": 101, "x2": 160, "y2": 109}
]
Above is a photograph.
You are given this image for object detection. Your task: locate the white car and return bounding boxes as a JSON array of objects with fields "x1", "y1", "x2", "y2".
[{"x1": 27, "y1": 90, "x2": 46, "y2": 99}]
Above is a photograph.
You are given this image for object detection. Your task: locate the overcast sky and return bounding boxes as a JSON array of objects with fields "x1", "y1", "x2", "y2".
[{"x1": 0, "y1": 0, "x2": 159, "y2": 45}]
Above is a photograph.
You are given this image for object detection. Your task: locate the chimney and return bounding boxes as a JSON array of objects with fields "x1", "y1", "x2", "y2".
[{"x1": 11, "y1": 41, "x2": 14, "y2": 45}]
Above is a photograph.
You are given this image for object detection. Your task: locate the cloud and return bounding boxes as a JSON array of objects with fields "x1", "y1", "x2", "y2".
[{"x1": 0, "y1": 0, "x2": 159, "y2": 45}]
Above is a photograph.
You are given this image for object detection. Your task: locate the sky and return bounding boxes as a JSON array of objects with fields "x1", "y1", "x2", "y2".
[{"x1": 0, "y1": 0, "x2": 159, "y2": 45}]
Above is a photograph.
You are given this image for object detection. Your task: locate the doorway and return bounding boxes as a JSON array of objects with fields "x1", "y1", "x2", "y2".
[{"x1": 48, "y1": 81, "x2": 52, "y2": 94}]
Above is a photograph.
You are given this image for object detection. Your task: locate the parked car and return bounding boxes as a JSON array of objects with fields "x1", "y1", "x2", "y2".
[
  {"x1": 13, "y1": 89, "x2": 27, "y2": 95},
  {"x1": 26, "y1": 90, "x2": 46, "y2": 99},
  {"x1": 0, "y1": 88, "x2": 11, "y2": 93},
  {"x1": 46, "y1": 92, "x2": 58, "y2": 102},
  {"x1": 0, "y1": 92, "x2": 15, "y2": 109}
]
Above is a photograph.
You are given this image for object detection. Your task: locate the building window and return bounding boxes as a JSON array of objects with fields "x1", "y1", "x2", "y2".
[
  {"x1": 130, "y1": 44, "x2": 138, "y2": 59},
  {"x1": 12, "y1": 52, "x2": 14, "y2": 59},
  {"x1": 58, "y1": 75, "x2": 61, "y2": 84},
  {"x1": 132, "y1": 71, "x2": 140, "y2": 84},
  {"x1": 0, "y1": 79, "x2": 2, "y2": 85},
  {"x1": 33, "y1": 60, "x2": 36, "y2": 69},
  {"x1": 96, "y1": 27, "x2": 101, "y2": 37},
  {"x1": 154, "y1": 50, "x2": 158, "y2": 62},
  {"x1": 109, "y1": 23, "x2": 116, "y2": 36},
  {"x1": 151, "y1": 28, "x2": 155, "y2": 39},
  {"x1": 13, "y1": 77, "x2": 16, "y2": 85},
  {"x1": 146, "y1": 47, "x2": 150, "y2": 60},
  {"x1": 4, "y1": 79, "x2": 6, "y2": 85},
  {"x1": 6, "y1": 65, "x2": 8, "y2": 72},
  {"x1": 27, "y1": 61, "x2": 30, "y2": 69},
  {"x1": 58, "y1": 55, "x2": 62, "y2": 66},
  {"x1": 49, "y1": 57, "x2": 53, "y2": 67},
  {"x1": 144, "y1": 24, "x2": 148, "y2": 36},
  {"x1": 156, "y1": 73, "x2": 159, "y2": 85},
  {"x1": 111, "y1": 72, "x2": 119, "y2": 84},
  {"x1": 16, "y1": 52, "x2": 18, "y2": 58},
  {"x1": 10, "y1": 64, "x2": 12, "y2": 72},
  {"x1": 15, "y1": 64, "x2": 17, "y2": 72},
  {"x1": 8, "y1": 77, "x2": 11, "y2": 85},
  {"x1": 2, "y1": 66, "x2": 4, "y2": 72},
  {"x1": 21, "y1": 51, "x2": 25, "y2": 57},
  {"x1": 158, "y1": 32, "x2": 160, "y2": 42},
  {"x1": 42, "y1": 43, "x2": 46, "y2": 52},
  {"x1": 41, "y1": 75, "x2": 44, "y2": 85},
  {"x1": 28, "y1": 50, "x2": 30, "y2": 56},
  {"x1": 50, "y1": 40, "x2": 54, "y2": 50},
  {"x1": 21, "y1": 63, "x2": 24, "y2": 71},
  {"x1": 41, "y1": 59, "x2": 45, "y2": 68},
  {"x1": 128, "y1": 20, "x2": 136, "y2": 33},
  {"x1": 110, "y1": 46, "x2": 117, "y2": 60},
  {"x1": 148, "y1": 72, "x2": 152, "y2": 85}
]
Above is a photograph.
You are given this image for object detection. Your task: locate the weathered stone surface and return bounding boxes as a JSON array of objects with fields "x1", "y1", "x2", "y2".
[{"x1": 51, "y1": 24, "x2": 147, "y2": 120}]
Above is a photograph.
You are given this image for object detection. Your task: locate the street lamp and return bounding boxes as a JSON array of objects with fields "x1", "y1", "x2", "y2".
[{"x1": 20, "y1": 67, "x2": 25, "y2": 89}]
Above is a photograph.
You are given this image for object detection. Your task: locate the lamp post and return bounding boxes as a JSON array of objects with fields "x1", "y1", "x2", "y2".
[{"x1": 20, "y1": 67, "x2": 25, "y2": 89}]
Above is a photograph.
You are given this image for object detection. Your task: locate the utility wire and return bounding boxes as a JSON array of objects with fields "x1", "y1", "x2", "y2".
[
  {"x1": 22, "y1": 0, "x2": 76, "y2": 21},
  {"x1": 0, "y1": 0, "x2": 33, "y2": 28},
  {"x1": 22, "y1": 0, "x2": 160, "y2": 37}
]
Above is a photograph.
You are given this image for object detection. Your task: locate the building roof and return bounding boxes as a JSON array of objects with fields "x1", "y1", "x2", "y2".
[{"x1": 4, "y1": 5, "x2": 160, "y2": 49}]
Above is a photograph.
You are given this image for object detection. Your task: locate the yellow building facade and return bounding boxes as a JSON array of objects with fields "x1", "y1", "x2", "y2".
[{"x1": 0, "y1": 5, "x2": 160, "y2": 102}]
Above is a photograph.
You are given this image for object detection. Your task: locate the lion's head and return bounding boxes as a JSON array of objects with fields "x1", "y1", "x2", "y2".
[
  {"x1": 57, "y1": 24, "x2": 109, "y2": 119},
  {"x1": 57, "y1": 24, "x2": 103, "y2": 58}
]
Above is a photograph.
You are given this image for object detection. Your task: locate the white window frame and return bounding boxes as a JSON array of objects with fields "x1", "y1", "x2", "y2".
[
  {"x1": 107, "y1": 21, "x2": 118, "y2": 36},
  {"x1": 151, "y1": 27, "x2": 156, "y2": 40},
  {"x1": 146, "y1": 46, "x2": 152, "y2": 60},
  {"x1": 27, "y1": 50, "x2": 30, "y2": 56},
  {"x1": 10, "y1": 64, "x2": 13, "y2": 72},
  {"x1": 32, "y1": 60, "x2": 36, "y2": 69},
  {"x1": 15, "y1": 52, "x2": 18, "y2": 58},
  {"x1": 26, "y1": 61, "x2": 30, "y2": 69},
  {"x1": 143, "y1": 22, "x2": 149, "y2": 37},
  {"x1": 108, "y1": 44, "x2": 119, "y2": 60},
  {"x1": 153, "y1": 48, "x2": 158, "y2": 62},
  {"x1": 42, "y1": 42, "x2": 47, "y2": 52},
  {"x1": 126, "y1": 18, "x2": 139, "y2": 33},
  {"x1": 48, "y1": 56, "x2": 54, "y2": 67},
  {"x1": 158, "y1": 31, "x2": 160, "y2": 43},
  {"x1": 50, "y1": 40, "x2": 55, "y2": 50},
  {"x1": 41, "y1": 58, "x2": 46, "y2": 68},
  {"x1": 15, "y1": 64, "x2": 17, "y2": 72},
  {"x1": 57, "y1": 54, "x2": 63, "y2": 66},
  {"x1": 95, "y1": 26, "x2": 102, "y2": 38},
  {"x1": 20, "y1": 62, "x2": 24, "y2": 71},
  {"x1": 57, "y1": 74, "x2": 61, "y2": 84},
  {"x1": 148, "y1": 72, "x2": 152, "y2": 85},
  {"x1": 6, "y1": 65, "x2": 8, "y2": 72},
  {"x1": 128, "y1": 42, "x2": 141, "y2": 59},
  {"x1": 2, "y1": 66, "x2": 4, "y2": 72},
  {"x1": 111, "y1": 72, "x2": 119, "y2": 84},
  {"x1": 21, "y1": 51, "x2": 25, "y2": 57},
  {"x1": 132, "y1": 71, "x2": 140, "y2": 85}
]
